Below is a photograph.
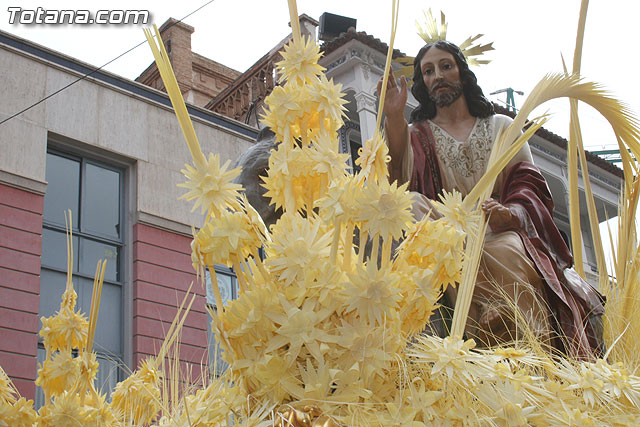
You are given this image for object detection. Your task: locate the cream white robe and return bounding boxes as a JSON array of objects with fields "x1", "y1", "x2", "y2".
[{"x1": 401, "y1": 115, "x2": 551, "y2": 345}]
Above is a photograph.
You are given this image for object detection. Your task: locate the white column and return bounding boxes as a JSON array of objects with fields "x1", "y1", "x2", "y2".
[
  {"x1": 561, "y1": 169, "x2": 590, "y2": 274},
  {"x1": 353, "y1": 92, "x2": 378, "y2": 144}
]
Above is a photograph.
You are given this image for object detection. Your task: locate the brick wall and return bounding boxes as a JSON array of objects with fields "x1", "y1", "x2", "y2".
[
  {"x1": 0, "y1": 183, "x2": 43, "y2": 400},
  {"x1": 135, "y1": 18, "x2": 241, "y2": 109},
  {"x1": 161, "y1": 19, "x2": 194, "y2": 95},
  {"x1": 132, "y1": 223, "x2": 208, "y2": 383}
]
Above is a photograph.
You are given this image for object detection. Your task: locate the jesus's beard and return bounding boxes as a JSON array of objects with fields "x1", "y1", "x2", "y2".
[{"x1": 428, "y1": 81, "x2": 464, "y2": 108}]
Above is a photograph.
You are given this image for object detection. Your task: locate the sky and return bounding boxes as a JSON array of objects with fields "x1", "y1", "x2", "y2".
[{"x1": 1, "y1": 0, "x2": 638, "y2": 153}]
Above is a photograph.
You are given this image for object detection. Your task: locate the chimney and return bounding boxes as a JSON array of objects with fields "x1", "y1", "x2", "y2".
[
  {"x1": 298, "y1": 14, "x2": 320, "y2": 42},
  {"x1": 318, "y1": 12, "x2": 357, "y2": 42},
  {"x1": 158, "y1": 18, "x2": 194, "y2": 98}
]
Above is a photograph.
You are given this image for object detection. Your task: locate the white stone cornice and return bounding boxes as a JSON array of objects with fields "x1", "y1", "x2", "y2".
[{"x1": 322, "y1": 39, "x2": 387, "y2": 77}]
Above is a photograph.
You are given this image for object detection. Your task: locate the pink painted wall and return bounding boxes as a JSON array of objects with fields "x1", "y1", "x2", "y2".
[
  {"x1": 132, "y1": 223, "x2": 208, "y2": 382},
  {"x1": 0, "y1": 183, "x2": 43, "y2": 400}
]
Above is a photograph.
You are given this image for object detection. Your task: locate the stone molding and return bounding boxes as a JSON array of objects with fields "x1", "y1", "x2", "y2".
[
  {"x1": 353, "y1": 92, "x2": 377, "y2": 114},
  {"x1": 0, "y1": 170, "x2": 47, "y2": 195}
]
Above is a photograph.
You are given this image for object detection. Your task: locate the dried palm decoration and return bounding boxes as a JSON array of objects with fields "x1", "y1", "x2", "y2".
[
  {"x1": 394, "y1": 8, "x2": 494, "y2": 81},
  {"x1": 31, "y1": 212, "x2": 120, "y2": 426},
  {"x1": 5, "y1": 0, "x2": 640, "y2": 425},
  {"x1": 416, "y1": 9, "x2": 493, "y2": 66}
]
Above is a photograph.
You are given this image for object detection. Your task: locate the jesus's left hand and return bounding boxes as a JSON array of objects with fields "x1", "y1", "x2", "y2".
[{"x1": 482, "y1": 199, "x2": 515, "y2": 232}]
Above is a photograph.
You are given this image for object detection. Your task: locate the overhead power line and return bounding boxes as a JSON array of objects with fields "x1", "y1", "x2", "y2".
[{"x1": 0, "y1": 0, "x2": 216, "y2": 127}]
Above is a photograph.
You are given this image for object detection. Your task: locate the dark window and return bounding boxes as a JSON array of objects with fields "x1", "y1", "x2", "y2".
[
  {"x1": 349, "y1": 135, "x2": 362, "y2": 175},
  {"x1": 205, "y1": 265, "x2": 238, "y2": 376},
  {"x1": 42, "y1": 154, "x2": 80, "y2": 228},
  {"x1": 82, "y1": 163, "x2": 121, "y2": 240},
  {"x1": 38, "y1": 150, "x2": 124, "y2": 405}
]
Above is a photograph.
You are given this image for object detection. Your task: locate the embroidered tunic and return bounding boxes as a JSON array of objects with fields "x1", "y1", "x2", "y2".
[{"x1": 402, "y1": 114, "x2": 533, "y2": 197}]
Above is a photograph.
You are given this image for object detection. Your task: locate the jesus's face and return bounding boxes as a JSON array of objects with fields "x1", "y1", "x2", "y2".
[{"x1": 420, "y1": 47, "x2": 463, "y2": 108}]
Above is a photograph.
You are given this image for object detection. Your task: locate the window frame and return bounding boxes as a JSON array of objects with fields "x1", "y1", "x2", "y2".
[
  {"x1": 42, "y1": 148, "x2": 125, "y2": 288},
  {"x1": 205, "y1": 264, "x2": 238, "y2": 376},
  {"x1": 338, "y1": 120, "x2": 362, "y2": 174},
  {"x1": 38, "y1": 141, "x2": 131, "y2": 403}
]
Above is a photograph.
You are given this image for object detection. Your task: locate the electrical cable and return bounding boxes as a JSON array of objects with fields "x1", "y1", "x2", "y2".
[{"x1": 0, "y1": 0, "x2": 216, "y2": 127}]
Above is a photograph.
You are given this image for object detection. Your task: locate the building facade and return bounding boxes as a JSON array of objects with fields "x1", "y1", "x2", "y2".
[{"x1": 0, "y1": 29, "x2": 256, "y2": 400}]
